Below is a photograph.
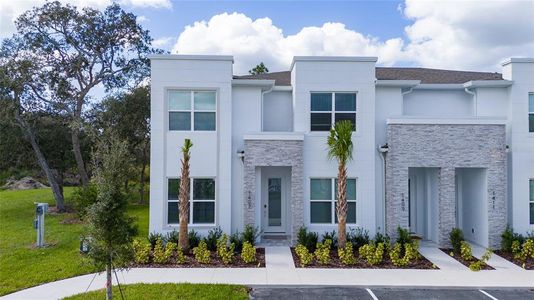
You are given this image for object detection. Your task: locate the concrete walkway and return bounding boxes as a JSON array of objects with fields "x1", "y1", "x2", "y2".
[{"x1": 2, "y1": 246, "x2": 533, "y2": 300}]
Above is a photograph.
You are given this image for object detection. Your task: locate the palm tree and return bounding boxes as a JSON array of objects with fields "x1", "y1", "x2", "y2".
[
  {"x1": 179, "y1": 139, "x2": 193, "y2": 251},
  {"x1": 327, "y1": 120, "x2": 354, "y2": 248}
]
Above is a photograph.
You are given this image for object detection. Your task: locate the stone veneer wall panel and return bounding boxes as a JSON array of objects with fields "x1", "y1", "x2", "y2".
[
  {"x1": 386, "y1": 124, "x2": 506, "y2": 248},
  {"x1": 243, "y1": 139, "x2": 304, "y2": 244}
]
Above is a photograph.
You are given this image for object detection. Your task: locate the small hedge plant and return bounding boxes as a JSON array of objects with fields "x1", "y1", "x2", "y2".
[
  {"x1": 295, "y1": 244, "x2": 314, "y2": 267},
  {"x1": 513, "y1": 239, "x2": 534, "y2": 262},
  {"x1": 348, "y1": 227, "x2": 370, "y2": 250},
  {"x1": 469, "y1": 249, "x2": 492, "y2": 271},
  {"x1": 389, "y1": 241, "x2": 420, "y2": 267},
  {"x1": 153, "y1": 239, "x2": 175, "y2": 264},
  {"x1": 216, "y1": 234, "x2": 235, "y2": 265},
  {"x1": 193, "y1": 240, "x2": 211, "y2": 264},
  {"x1": 338, "y1": 242, "x2": 355, "y2": 265},
  {"x1": 133, "y1": 239, "x2": 151, "y2": 264},
  {"x1": 241, "y1": 241, "x2": 256, "y2": 264},
  {"x1": 203, "y1": 227, "x2": 223, "y2": 251},
  {"x1": 359, "y1": 243, "x2": 384, "y2": 266},
  {"x1": 314, "y1": 239, "x2": 332, "y2": 265}
]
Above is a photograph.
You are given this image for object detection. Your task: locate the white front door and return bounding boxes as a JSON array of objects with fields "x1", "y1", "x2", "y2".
[{"x1": 262, "y1": 168, "x2": 287, "y2": 233}]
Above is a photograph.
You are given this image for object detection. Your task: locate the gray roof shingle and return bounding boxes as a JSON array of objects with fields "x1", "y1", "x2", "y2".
[{"x1": 233, "y1": 67, "x2": 503, "y2": 85}]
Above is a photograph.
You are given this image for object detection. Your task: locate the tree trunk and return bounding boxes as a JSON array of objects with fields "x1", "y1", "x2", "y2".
[
  {"x1": 138, "y1": 143, "x2": 148, "y2": 204},
  {"x1": 71, "y1": 129, "x2": 89, "y2": 186},
  {"x1": 337, "y1": 163, "x2": 348, "y2": 248},
  {"x1": 106, "y1": 261, "x2": 112, "y2": 300},
  {"x1": 14, "y1": 107, "x2": 65, "y2": 212}
]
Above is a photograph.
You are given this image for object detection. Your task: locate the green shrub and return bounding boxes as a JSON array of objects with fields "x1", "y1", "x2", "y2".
[
  {"x1": 241, "y1": 241, "x2": 256, "y2": 264},
  {"x1": 242, "y1": 224, "x2": 260, "y2": 245},
  {"x1": 338, "y1": 242, "x2": 355, "y2": 265},
  {"x1": 230, "y1": 232, "x2": 244, "y2": 253},
  {"x1": 396, "y1": 226, "x2": 412, "y2": 246},
  {"x1": 132, "y1": 239, "x2": 150, "y2": 264},
  {"x1": 203, "y1": 227, "x2": 223, "y2": 251},
  {"x1": 175, "y1": 246, "x2": 186, "y2": 264},
  {"x1": 295, "y1": 244, "x2": 314, "y2": 267},
  {"x1": 460, "y1": 241, "x2": 473, "y2": 261},
  {"x1": 372, "y1": 232, "x2": 389, "y2": 247},
  {"x1": 71, "y1": 184, "x2": 98, "y2": 217},
  {"x1": 193, "y1": 241, "x2": 211, "y2": 264},
  {"x1": 348, "y1": 227, "x2": 370, "y2": 250},
  {"x1": 469, "y1": 249, "x2": 492, "y2": 271},
  {"x1": 297, "y1": 227, "x2": 318, "y2": 252},
  {"x1": 153, "y1": 239, "x2": 172, "y2": 264},
  {"x1": 165, "y1": 230, "x2": 179, "y2": 244},
  {"x1": 359, "y1": 243, "x2": 384, "y2": 266},
  {"x1": 216, "y1": 234, "x2": 235, "y2": 265},
  {"x1": 389, "y1": 241, "x2": 420, "y2": 267},
  {"x1": 322, "y1": 231, "x2": 337, "y2": 249},
  {"x1": 148, "y1": 232, "x2": 165, "y2": 250},
  {"x1": 314, "y1": 239, "x2": 332, "y2": 265},
  {"x1": 188, "y1": 230, "x2": 200, "y2": 249},
  {"x1": 514, "y1": 239, "x2": 534, "y2": 262},
  {"x1": 449, "y1": 228, "x2": 464, "y2": 254},
  {"x1": 501, "y1": 226, "x2": 525, "y2": 253}
]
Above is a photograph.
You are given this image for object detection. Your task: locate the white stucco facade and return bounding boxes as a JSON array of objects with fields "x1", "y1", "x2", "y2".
[{"x1": 149, "y1": 55, "x2": 534, "y2": 246}]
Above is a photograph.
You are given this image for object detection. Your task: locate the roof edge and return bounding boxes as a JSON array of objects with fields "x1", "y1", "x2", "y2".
[
  {"x1": 375, "y1": 80, "x2": 421, "y2": 87},
  {"x1": 149, "y1": 54, "x2": 234, "y2": 62},
  {"x1": 463, "y1": 80, "x2": 513, "y2": 88},
  {"x1": 501, "y1": 57, "x2": 534, "y2": 66},
  {"x1": 290, "y1": 56, "x2": 378, "y2": 70}
]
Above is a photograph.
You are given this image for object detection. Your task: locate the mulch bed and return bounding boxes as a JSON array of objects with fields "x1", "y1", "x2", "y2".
[
  {"x1": 132, "y1": 248, "x2": 265, "y2": 268},
  {"x1": 439, "y1": 248, "x2": 494, "y2": 270},
  {"x1": 290, "y1": 247, "x2": 437, "y2": 269},
  {"x1": 494, "y1": 250, "x2": 534, "y2": 270}
]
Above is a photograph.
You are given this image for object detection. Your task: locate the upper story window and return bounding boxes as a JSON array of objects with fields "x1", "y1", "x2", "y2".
[
  {"x1": 529, "y1": 93, "x2": 534, "y2": 132},
  {"x1": 168, "y1": 90, "x2": 216, "y2": 131},
  {"x1": 310, "y1": 92, "x2": 356, "y2": 131}
]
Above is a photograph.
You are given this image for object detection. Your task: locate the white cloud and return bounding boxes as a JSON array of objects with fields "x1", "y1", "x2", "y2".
[
  {"x1": 403, "y1": 0, "x2": 534, "y2": 71},
  {"x1": 172, "y1": 1, "x2": 534, "y2": 74},
  {"x1": 0, "y1": 0, "x2": 171, "y2": 38},
  {"x1": 173, "y1": 12, "x2": 404, "y2": 74},
  {"x1": 137, "y1": 15, "x2": 149, "y2": 23},
  {"x1": 152, "y1": 36, "x2": 175, "y2": 48}
]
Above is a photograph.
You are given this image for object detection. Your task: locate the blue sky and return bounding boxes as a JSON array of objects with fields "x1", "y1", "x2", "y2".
[
  {"x1": 1, "y1": 0, "x2": 533, "y2": 74},
  {"x1": 133, "y1": 1, "x2": 409, "y2": 44}
]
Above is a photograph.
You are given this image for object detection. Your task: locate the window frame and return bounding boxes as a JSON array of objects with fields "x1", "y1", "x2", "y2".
[
  {"x1": 309, "y1": 177, "x2": 357, "y2": 225},
  {"x1": 529, "y1": 93, "x2": 534, "y2": 133},
  {"x1": 530, "y1": 179, "x2": 534, "y2": 225},
  {"x1": 166, "y1": 177, "x2": 216, "y2": 226},
  {"x1": 310, "y1": 92, "x2": 357, "y2": 132},
  {"x1": 168, "y1": 90, "x2": 217, "y2": 132}
]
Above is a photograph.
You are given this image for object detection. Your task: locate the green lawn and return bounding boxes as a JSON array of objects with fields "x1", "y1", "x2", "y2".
[
  {"x1": 64, "y1": 283, "x2": 249, "y2": 300},
  {"x1": 0, "y1": 187, "x2": 149, "y2": 296}
]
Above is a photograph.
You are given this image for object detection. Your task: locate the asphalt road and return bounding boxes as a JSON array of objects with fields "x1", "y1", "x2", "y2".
[{"x1": 249, "y1": 287, "x2": 534, "y2": 300}]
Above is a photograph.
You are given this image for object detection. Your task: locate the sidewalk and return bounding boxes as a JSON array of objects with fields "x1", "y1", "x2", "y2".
[{"x1": 2, "y1": 246, "x2": 533, "y2": 300}]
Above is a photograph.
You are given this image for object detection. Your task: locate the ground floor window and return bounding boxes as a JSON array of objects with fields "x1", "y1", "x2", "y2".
[
  {"x1": 530, "y1": 179, "x2": 534, "y2": 224},
  {"x1": 310, "y1": 178, "x2": 356, "y2": 224},
  {"x1": 167, "y1": 178, "x2": 215, "y2": 225}
]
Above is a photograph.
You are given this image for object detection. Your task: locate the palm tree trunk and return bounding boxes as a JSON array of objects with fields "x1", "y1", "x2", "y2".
[
  {"x1": 178, "y1": 157, "x2": 190, "y2": 251},
  {"x1": 337, "y1": 163, "x2": 348, "y2": 248}
]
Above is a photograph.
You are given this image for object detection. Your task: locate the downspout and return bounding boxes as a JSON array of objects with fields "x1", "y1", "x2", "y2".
[
  {"x1": 260, "y1": 85, "x2": 274, "y2": 132},
  {"x1": 401, "y1": 87, "x2": 414, "y2": 115},
  {"x1": 464, "y1": 87, "x2": 477, "y2": 116}
]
